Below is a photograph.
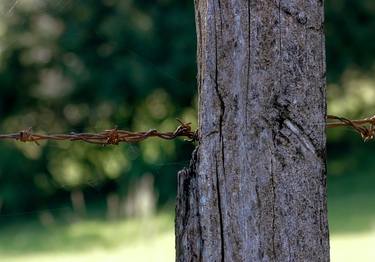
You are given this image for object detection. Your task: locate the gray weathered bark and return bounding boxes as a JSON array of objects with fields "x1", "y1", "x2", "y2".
[{"x1": 176, "y1": 0, "x2": 329, "y2": 261}]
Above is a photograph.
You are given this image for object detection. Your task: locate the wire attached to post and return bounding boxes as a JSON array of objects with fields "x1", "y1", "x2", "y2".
[{"x1": 0, "y1": 120, "x2": 199, "y2": 145}]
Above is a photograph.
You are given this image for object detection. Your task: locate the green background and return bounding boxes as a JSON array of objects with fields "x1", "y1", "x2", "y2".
[{"x1": 0, "y1": 0, "x2": 374, "y2": 261}]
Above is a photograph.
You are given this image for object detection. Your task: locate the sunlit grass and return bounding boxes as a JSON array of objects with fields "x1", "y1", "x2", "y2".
[
  {"x1": 2, "y1": 143, "x2": 375, "y2": 262},
  {"x1": 328, "y1": 192, "x2": 375, "y2": 262},
  {"x1": 331, "y1": 231, "x2": 375, "y2": 262},
  {"x1": 1, "y1": 232, "x2": 173, "y2": 262},
  {"x1": 1, "y1": 208, "x2": 375, "y2": 261}
]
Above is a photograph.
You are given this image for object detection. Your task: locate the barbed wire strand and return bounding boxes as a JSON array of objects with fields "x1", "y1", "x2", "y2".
[
  {"x1": 0, "y1": 119, "x2": 198, "y2": 145},
  {"x1": 0, "y1": 115, "x2": 374, "y2": 145},
  {"x1": 327, "y1": 114, "x2": 375, "y2": 141}
]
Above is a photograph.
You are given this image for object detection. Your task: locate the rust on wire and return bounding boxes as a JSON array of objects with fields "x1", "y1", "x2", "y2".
[
  {"x1": 0, "y1": 119, "x2": 198, "y2": 145},
  {"x1": 1, "y1": 115, "x2": 374, "y2": 145},
  {"x1": 327, "y1": 114, "x2": 375, "y2": 141}
]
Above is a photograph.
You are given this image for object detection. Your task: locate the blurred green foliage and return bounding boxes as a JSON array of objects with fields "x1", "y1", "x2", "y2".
[
  {"x1": 326, "y1": 0, "x2": 375, "y2": 82},
  {"x1": 0, "y1": 0, "x2": 374, "y2": 223},
  {"x1": 0, "y1": 212, "x2": 175, "y2": 262},
  {"x1": 0, "y1": 0, "x2": 196, "y2": 216}
]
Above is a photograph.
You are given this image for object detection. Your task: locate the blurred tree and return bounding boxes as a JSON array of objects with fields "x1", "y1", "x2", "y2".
[
  {"x1": 326, "y1": 0, "x2": 375, "y2": 83},
  {"x1": 0, "y1": 0, "x2": 196, "y2": 215},
  {"x1": 0, "y1": 0, "x2": 374, "y2": 216}
]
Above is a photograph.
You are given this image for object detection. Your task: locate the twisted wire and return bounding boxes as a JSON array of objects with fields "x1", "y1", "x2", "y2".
[
  {"x1": 0, "y1": 115, "x2": 374, "y2": 145},
  {"x1": 0, "y1": 119, "x2": 198, "y2": 145},
  {"x1": 327, "y1": 114, "x2": 375, "y2": 141}
]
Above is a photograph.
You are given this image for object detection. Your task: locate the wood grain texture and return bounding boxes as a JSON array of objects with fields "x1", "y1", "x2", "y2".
[{"x1": 176, "y1": 0, "x2": 329, "y2": 261}]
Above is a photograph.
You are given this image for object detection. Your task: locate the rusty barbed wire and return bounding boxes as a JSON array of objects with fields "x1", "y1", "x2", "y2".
[
  {"x1": 327, "y1": 114, "x2": 375, "y2": 141},
  {"x1": 0, "y1": 115, "x2": 373, "y2": 145},
  {"x1": 0, "y1": 119, "x2": 198, "y2": 145}
]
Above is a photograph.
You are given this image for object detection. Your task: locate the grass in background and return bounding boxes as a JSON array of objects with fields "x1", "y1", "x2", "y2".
[
  {"x1": 1, "y1": 209, "x2": 375, "y2": 262},
  {"x1": 1, "y1": 139, "x2": 375, "y2": 261},
  {"x1": 328, "y1": 138, "x2": 375, "y2": 261},
  {"x1": 0, "y1": 213, "x2": 175, "y2": 262},
  {"x1": 1, "y1": 193, "x2": 375, "y2": 262}
]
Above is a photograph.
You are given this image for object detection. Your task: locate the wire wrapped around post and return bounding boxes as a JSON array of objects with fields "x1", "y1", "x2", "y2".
[{"x1": 1, "y1": 115, "x2": 375, "y2": 145}]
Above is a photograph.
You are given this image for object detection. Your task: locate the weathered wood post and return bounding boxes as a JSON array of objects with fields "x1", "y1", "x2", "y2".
[{"x1": 176, "y1": 0, "x2": 329, "y2": 261}]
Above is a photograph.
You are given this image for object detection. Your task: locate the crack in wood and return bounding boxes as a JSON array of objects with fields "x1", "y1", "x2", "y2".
[
  {"x1": 177, "y1": 0, "x2": 329, "y2": 261},
  {"x1": 213, "y1": 1, "x2": 226, "y2": 260}
]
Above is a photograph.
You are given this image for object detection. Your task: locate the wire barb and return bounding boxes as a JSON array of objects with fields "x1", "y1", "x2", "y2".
[
  {"x1": 0, "y1": 115, "x2": 373, "y2": 145},
  {"x1": 327, "y1": 114, "x2": 375, "y2": 141},
  {"x1": 0, "y1": 120, "x2": 198, "y2": 145}
]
